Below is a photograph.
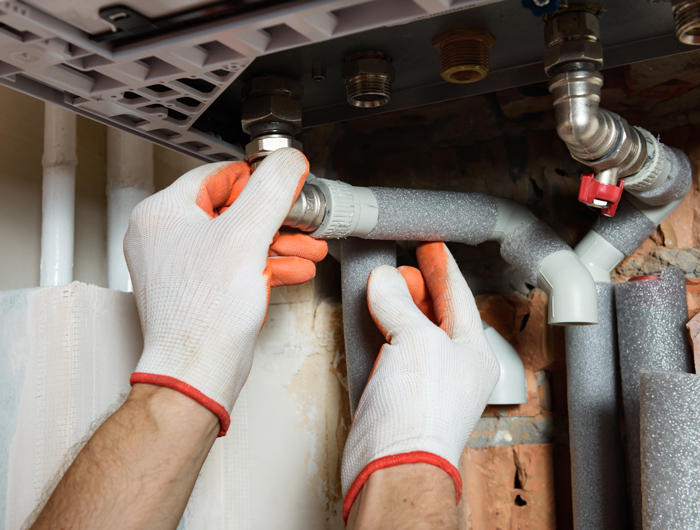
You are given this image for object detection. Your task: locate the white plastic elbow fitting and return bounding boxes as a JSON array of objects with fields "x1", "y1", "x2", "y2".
[
  {"x1": 574, "y1": 231, "x2": 626, "y2": 283},
  {"x1": 490, "y1": 198, "x2": 539, "y2": 244},
  {"x1": 310, "y1": 178, "x2": 379, "y2": 239},
  {"x1": 484, "y1": 323, "x2": 528, "y2": 405},
  {"x1": 538, "y1": 250, "x2": 599, "y2": 325}
]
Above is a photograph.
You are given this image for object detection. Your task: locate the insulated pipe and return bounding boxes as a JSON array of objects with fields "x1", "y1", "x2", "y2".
[
  {"x1": 40, "y1": 104, "x2": 77, "y2": 286},
  {"x1": 564, "y1": 283, "x2": 628, "y2": 530},
  {"x1": 341, "y1": 239, "x2": 397, "y2": 414},
  {"x1": 106, "y1": 129, "x2": 154, "y2": 292},
  {"x1": 616, "y1": 269, "x2": 693, "y2": 530},
  {"x1": 563, "y1": 149, "x2": 692, "y2": 530},
  {"x1": 640, "y1": 371, "x2": 700, "y2": 530},
  {"x1": 292, "y1": 182, "x2": 598, "y2": 326}
]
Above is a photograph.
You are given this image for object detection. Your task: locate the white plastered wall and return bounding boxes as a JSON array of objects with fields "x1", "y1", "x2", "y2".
[
  {"x1": 0, "y1": 86, "x2": 348, "y2": 529},
  {"x1": 0, "y1": 85, "x2": 202, "y2": 290}
]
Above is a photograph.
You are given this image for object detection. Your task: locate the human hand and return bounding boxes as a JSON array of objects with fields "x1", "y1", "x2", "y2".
[
  {"x1": 125, "y1": 148, "x2": 327, "y2": 436},
  {"x1": 341, "y1": 242, "x2": 499, "y2": 521}
]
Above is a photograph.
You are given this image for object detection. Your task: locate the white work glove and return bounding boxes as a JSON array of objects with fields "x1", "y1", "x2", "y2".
[
  {"x1": 341, "y1": 242, "x2": 500, "y2": 521},
  {"x1": 125, "y1": 148, "x2": 327, "y2": 436}
]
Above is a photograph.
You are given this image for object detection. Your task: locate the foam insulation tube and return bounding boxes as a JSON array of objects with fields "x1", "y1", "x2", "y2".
[
  {"x1": 306, "y1": 181, "x2": 598, "y2": 326},
  {"x1": 106, "y1": 129, "x2": 154, "y2": 292},
  {"x1": 40, "y1": 103, "x2": 77, "y2": 286},
  {"x1": 564, "y1": 283, "x2": 628, "y2": 530},
  {"x1": 615, "y1": 269, "x2": 693, "y2": 530},
  {"x1": 640, "y1": 370, "x2": 700, "y2": 530},
  {"x1": 340, "y1": 239, "x2": 397, "y2": 413},
  {"x1": 563, "y1": 155, "x2": 692, "y2": 530}
]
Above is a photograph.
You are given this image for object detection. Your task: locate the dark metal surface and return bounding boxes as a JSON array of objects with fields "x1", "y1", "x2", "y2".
[{"x1": 202, "y1": 0, "x2": 689, "y2": 138}]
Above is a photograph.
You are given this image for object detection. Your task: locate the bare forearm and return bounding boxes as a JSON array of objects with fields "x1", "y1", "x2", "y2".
[
  {"x1": 347, "y1": 464, "x2": 459, "y2": 530},
  {"x1": 30, "y1": 384, "x2": 219, "y2": 530}
]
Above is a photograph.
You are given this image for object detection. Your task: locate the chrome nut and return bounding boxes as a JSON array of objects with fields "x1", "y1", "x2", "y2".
[
  {"x1": 544, "y1": 40, "x2": 603, "y2": 76},
  {"x1": 245, "y1": 134, "x2": 303, "y2": 163},
  {"x1": 241, "y1": 94, "x2": 302, "y2": 134},
  {"x1": 545, "y1": 9, "x2": 600, "y2": 48}
]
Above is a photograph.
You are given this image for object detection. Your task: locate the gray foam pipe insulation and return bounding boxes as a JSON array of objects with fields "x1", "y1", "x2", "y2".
[
  {"x1": 616, "y1": 269, "x2": 693, "y2": 530},
  {"x1": 301, "y1": 181, "x2": 599, "y2": 414},
  {"x1": 340, "y1": 239, "x2": 397, "y2": 412},
  {"x1": 565, "y1": 145, "x2": 692, "y2": 530},
  {"x1": 640, "y1": 371, "x2": 700, "y2": 530}
]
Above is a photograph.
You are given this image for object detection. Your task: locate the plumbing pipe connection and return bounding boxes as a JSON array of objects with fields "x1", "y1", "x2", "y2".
[
  {"x1": 285, "y1": 180, "x2": 598, "y2": 325},
  {"x1": 544, "y1": 5, "x2": 680, "y2": 216},
  {"x1": 107, "y1": 128, "x2": 154, "y2": 292},
  {"x1": 40, "y1": 103, "x2": 77, "y2": 286}
]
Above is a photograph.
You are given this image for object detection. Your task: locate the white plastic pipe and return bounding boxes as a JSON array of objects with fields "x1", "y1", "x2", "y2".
[
  {"x1": 484, "y1": 323, "x2": 527, "y2": 405},
  {"x1": 40, "y1": 104, "x2": 77, "y2": 286},
  {"x1": 107, "y1": 128, "x2": 154, "y2": 292}
]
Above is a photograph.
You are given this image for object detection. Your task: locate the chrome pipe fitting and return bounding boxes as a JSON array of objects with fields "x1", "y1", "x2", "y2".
[
  {"x1": 283, "y1": 182, "x2": 326, "y2": 232},
  {"x1": 342, "y1": 52, "x2": 395, "y2": 108}
]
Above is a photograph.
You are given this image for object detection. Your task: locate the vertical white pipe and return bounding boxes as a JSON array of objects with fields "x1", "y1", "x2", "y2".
[
  {"x1": 107, "y1": 128, "x2": 153, "y2": 292},
  {"x1": 40, "y1": 104, "x2": 77, "y2": 286}
]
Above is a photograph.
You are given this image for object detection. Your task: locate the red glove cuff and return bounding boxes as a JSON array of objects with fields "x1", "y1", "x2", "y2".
[
  {"x1": 342, "y1": 451, "x2": 462, "y2": 523},
  {"x1": 130, "y1": 372, "x2": 231, "y2": 437}
]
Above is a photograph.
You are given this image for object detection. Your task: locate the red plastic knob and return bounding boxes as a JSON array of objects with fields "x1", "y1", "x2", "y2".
[{"x1": 578, "y1": 173, "x2": 625, "y2": 217}]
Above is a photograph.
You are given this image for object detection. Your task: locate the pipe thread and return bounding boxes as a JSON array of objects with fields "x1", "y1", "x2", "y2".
[
  {"x1": 438, "y1": 41, "x2": 490, "y2": 83},
  {"x1": 345, "y1": 76, "x2": 392, "y2": 108},
  {"x1": 673, "y1": 0, "x2": 700, "y2": 45}
]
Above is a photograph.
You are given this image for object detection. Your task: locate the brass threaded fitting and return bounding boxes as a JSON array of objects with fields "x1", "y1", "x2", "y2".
[
  {"x1": 433, "y1": 29, "x2": 495, "y2": 84},
  {"x1": 672, "y1": 0, "x2": 700, "y2": 45}
]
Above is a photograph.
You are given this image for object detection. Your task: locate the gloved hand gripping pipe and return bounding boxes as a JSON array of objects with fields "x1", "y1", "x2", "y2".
[
  {"x1": 285, "y1": 178, "x2": 598, "y2": 326},
  {"x1": 545, "y1": 4, "x2": 684, "y2": 216},
  {"x1": 563, "y1": 143, "x2": 692, "y2": 530}
]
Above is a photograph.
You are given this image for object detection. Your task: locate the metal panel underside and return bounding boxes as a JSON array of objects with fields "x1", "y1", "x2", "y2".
[{"x1": 0, "y1": 0, "x2": 692, "y2": 162}]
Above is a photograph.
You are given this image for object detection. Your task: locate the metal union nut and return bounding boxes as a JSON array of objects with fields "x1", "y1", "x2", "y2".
[
  {"x1": 544, "y1": 40, "x2": 603, "y2": 76},
  {"x1": 241, "y1": 75, "x2": 303, "y2": 135},
  {"x1": 245, "y1": 134, "x2": 302, "y2": 162},
  {"x1": 544, "y1": 9, "x2": 600, "y2": 48},
  {"x1": 241, "y1": 94, "x2": 302, "y2": 134}
]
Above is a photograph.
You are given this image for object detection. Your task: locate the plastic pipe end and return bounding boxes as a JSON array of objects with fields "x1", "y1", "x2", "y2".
[
  {"x1": 484, "y1": 325, "x2": 528, "y2": 405},
  {"x1": 538, "y1": 250, "x2": 599, "y2": 325},
  {"x1": 311, "y1": 179, "x2": 379, "y2": 239}
]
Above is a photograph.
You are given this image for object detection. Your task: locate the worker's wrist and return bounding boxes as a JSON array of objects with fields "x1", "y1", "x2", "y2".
[
  {"x1": 347, "y1": 463, "x2": 460, "y2": 529},
  {"x1": 128, "y1": 383, "x2": 220, "y2": 439},
  {"x1": 343, "y1": 451, "x2": 462, "y2": 523}
]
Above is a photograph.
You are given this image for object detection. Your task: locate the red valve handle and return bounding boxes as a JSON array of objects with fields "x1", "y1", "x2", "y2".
[{"x1": 578, "y1": 173, "x2": 625, "y2": 217}]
